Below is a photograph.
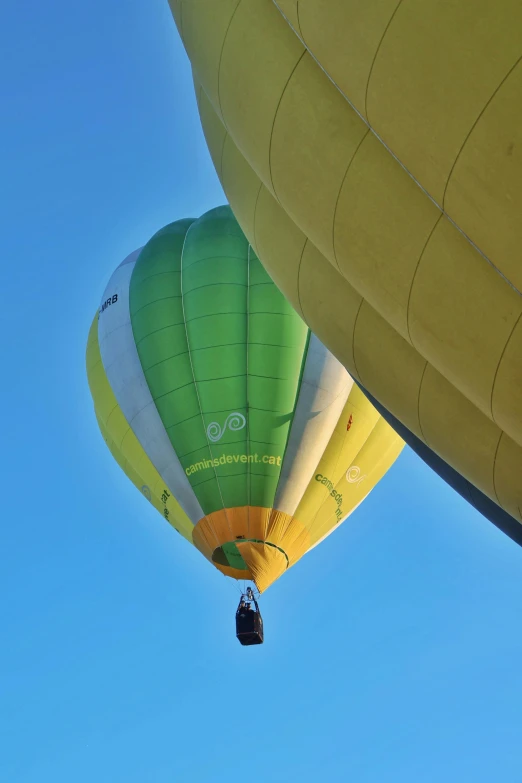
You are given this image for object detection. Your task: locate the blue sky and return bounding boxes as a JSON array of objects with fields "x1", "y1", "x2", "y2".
[{"x1": 2, "y1": 2, "x2": 522, "y2": 781}]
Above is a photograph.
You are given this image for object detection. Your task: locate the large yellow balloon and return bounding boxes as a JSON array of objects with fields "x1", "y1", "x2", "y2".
[{"x1": 169, "y1": 0, "x2": 522, "y2": 536}]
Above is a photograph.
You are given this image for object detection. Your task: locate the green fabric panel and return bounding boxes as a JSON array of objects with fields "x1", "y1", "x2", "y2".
[
  {"x1": 129, "y1": 207, "x2": 310, "y2": 519},
  {"x1": 129, "y1": 217, "x2": 207, "y2": 491},
  {"x1": 218, "y1": 542, "x2": 248, "y2": 570},
  {"x1": 246, "y1": 250, "x2": 310, "y2": 508},
  {"x1": 181, "y1": 206, "x2": 250, "y2": 511}
]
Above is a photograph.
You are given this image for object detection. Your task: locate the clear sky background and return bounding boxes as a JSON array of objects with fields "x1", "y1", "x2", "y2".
[{"x1": 2, "y1": 2, "x2": 522, "y2": 782}]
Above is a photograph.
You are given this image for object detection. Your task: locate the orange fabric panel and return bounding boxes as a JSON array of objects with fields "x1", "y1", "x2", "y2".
[{"x1": 192, "y1": 506, "x2": 311, "y2": 591}]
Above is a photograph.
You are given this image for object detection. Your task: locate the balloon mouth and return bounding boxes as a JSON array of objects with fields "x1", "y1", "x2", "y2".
[
  {"x1": 211, "y1": 539, "x2": 289, "y2": 572},
  {"x1": 211, "y1": 539, "x2": 290, "y2": 593},
  {"x1": 192, "y1": 506, "x2": 311, "y2": 591}
]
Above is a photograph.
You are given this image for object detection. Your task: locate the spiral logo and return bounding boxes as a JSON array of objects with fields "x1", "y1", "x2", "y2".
[
  {"x1": 141, "y1": 485, "x2": 152, "y2": 501},
  {"x1": 345, "y1": 466, "x2": 367, "y2": 485},
  {"x1": 206, "y1": 412, "x2": 246, "y2": 443}
]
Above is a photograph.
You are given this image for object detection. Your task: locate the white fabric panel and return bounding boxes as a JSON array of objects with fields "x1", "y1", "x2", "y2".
[
  {"x1": 274, "y1": 334, "x2": 353, "y2": 515},
  {"x1": 98, "y1": 250, "x2": 204, "y2": 524}
]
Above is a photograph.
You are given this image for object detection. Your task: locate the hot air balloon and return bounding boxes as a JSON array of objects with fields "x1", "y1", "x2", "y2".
[
  {"x1": 168, "y1": 1, "x2": 522, "y2": 541},
  {"x1": 86, "y1": 206, "x2": 403, "y2": 642}
]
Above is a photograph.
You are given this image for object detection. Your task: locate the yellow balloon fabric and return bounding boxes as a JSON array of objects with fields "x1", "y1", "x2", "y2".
[{"x1": 169, "y1": 0, "x2": 522, "y2": 529}]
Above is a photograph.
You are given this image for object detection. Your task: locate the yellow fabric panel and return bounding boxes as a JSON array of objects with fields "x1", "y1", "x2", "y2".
[
  {"x1": 218, "y1": 0, "x2": 304, "y2": 196},
  {"x1": 268, "y1": 509, "x2": 310, "y2": 561},
  {"x1": 494, "y1": 436, "x2": 522, "y2": 523},
  {"x1": 265, "y1": 509, "x2": 292, "y2": 546},
  {"x1": 86, "y1": 316, "x2": 194, "y2": 543},
  {"x1": 190, "y1": 82, "x2": 522, "y2": 527},
  {"x1": 237, "y1": 542, "x2": 288, "y2": 594},
  {"x1": 307, "y1": 418, "x2": 404, "y2": 547},
  {"x1": 104, "y1": 405, "x2": 131, "y2": 455},
  {"x1": 334, "y1": 132, "x2": 440, "y2": 341},
  {"x1": 97, "y1": 412, "x2": 136, "y2": 484},
  {"x1": 295, "y1": 385, "x2": 381, "y2": 526},
  {"x1": 183, "y1": 0, "x2": 522, "y2": 456},
  {"x1": 366, "y1": 0, "x2": 522, "y2": 206},
  {"x1": 221, "y1": 136, "x2": 264, "y2": 256},
  {"x1": 196, "y1": 78, "x2": 267, "y2": 265},
  {"x1": 294, "y1": 0, "x2": 401, "y2": 117},
  {"x1": 409, "y1": 217, "x2": 522, "y2": 428},
  {"x1": 179, "y1": 0, "x2": 240, "y2": 123},
  {"x1": 254, "y1": 185, "x2": 307, "y2": 320},
  {"x1": 96, "y1": 412, "x2": 181, "y2": 532},
  {"x1": 419, "y1": 365, "x2": 521, "y2": 513},
  {"x1": 272, "y1": 1, "x2": 301, "y2": 35},
  {"x1": 445, "y1": 63, "x2": 522, "y2": 293},
  {"x1": 298, "y1": 240, "x2": 362, "y2": 377},
  {"x1": 353, "y1": 301, "x2": 427, "y2": 440},
  {"x1": 86, "y1": 318, "x2": 117, "y2": 424},
  {"x1": 270, "y1": 51, "x2": 368, "y2": 262},
  {"x1": 281, "y1": 525, "x2": 310, "y2": 563},
  {"x1": 492, "y1": 318, "x2": 522, "y2": 439}
]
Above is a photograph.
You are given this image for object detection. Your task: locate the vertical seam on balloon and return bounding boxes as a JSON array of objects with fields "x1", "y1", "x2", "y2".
[
  {"x1": 491, "y1": 431, "x2": 505, "y2": 508},
  {"x1": 268, "y1": 50, "x2": 307, "y2": 200},
  {"x1": 442, "y1": 55, "x2": 522, "y2": 210},
  {"x1": 331, "y1": 127, "x2": 371, "y2": 274},
  {"x1": 246, "y1": 243, "x2": 251, "y2": 540},
  {"x1": 252, "y1": 181, "x2": 264, "y2": 256},
  {"x1": 273, "y1": 329, "x2": 312, "y2": 513},
  {"x1": 296, "y1": 237, "x2": 308, "y2": 321},
  {"x1": 364, "y1": 0, "x2": 404, "y2": 124},
  {"x1": 216, "y1": 0, "x2": 243, "y2": 132},
  {"x1": 405, "y1": 214, "x2": 443, "y2": 346},
  {"x1": 265, "y1": 11, "x2": 522, "y2": 298},
  {"x1": 295, "y1": 0, "x2": 304, "y2": 40},
  {"x1": 219, "y1": 129, "x2": 228, "y2": 181},
  {"x1": 273, "y1": 336, "x2": 323, "y2": 517},
  {"x1": 103, "y1": 402, "x2": 121, "y2": 438},
  {"x1": 490, "y1": 310, "x2": 521, "y2": 425},
  {"x1": 179, "y1": 221, "x2": 235, "y2": 544},
  {"x1": 351, "y1": 298, "x2": 365, "y2": 382},
  {"x1": 416, "y1": 361, "x2": 429, "y2": 444},
  {"x1": 125, "y1": 227, "x2": 206, "y2": 525}
]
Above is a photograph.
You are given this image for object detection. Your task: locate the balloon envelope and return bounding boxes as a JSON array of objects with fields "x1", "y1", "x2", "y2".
[
  {"x1": 169, "y1": 1, "x2": 522, "y2": 538},
  {"x1": 87, "y1": 207, "x2": 403, "y2": 592}
]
